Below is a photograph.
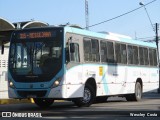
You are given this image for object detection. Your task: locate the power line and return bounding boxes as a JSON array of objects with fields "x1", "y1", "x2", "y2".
[
  {"x1": 84, "y1": 0, "x2": 157, "y2": 29},
  {"x1": 137, "y1": 36, "x2": 155, "y2": 40}
]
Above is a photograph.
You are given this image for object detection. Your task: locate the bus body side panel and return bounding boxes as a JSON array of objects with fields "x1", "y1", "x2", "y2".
[
  {"x1": 65, "y1": 65, "x2": 84, "y2": 98},
  {"x1": 48, "y1": 85, "x2": 67, "y2": 98},
  {"x1": 124, "y1": 66, "x2": 159, "y2": 94},
  {"x1": 144, "y1": 67, "x2": 159, "y2": 92},
  {"x1": 114, "y1": 65, "x2": 128, "y2": 94},
  {"x1": 140, "y1": 67, "x2": 151, "y2": 92},
  {"x1": 91, "y1": 64, "x2": 116, "y2": 96}
]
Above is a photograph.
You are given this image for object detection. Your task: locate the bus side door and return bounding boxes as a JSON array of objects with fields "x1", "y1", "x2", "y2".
[
  {"x1": 65, "y1": 33, "x2": 84, "y2": 98},
  {"x1": 114, "y1": 43, "x2": 127, "y2": 94}
]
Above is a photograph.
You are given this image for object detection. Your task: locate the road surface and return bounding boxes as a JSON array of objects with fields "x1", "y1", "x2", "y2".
[{"x1": 0, "y1": 92, "x2": 160, "y2": 120}]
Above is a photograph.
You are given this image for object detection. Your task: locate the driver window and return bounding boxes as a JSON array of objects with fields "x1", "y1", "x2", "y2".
[{"x1": 70, "y1": 43, "x2": 80, "y2": 62}]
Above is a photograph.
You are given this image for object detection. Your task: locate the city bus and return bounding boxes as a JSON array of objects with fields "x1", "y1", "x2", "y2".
[{"x1": 8, "y1": 25, "x2": 159, "y2": 107}]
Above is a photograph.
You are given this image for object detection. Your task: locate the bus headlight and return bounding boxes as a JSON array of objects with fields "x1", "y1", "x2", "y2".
[
  {"x1": 54, "y1": 80, "x2": 60, "y2": 86},
  {"x1": 51, "y1": 78, "x2": 62, "y2": 88},
  {"x1": 9, "y1": 81, "x2": 15, "y2": 88}
]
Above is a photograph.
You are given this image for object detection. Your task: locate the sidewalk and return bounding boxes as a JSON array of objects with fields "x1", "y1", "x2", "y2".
[
  {"x1": 0, "y1": 99, "x2": 31, "y2": 104},
  {"x1": 143, "y1": 92, "x2": 160, "y2": 99}
]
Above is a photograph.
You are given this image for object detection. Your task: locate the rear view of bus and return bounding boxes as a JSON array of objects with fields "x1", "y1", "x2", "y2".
[{"x1": 8, "y1": 27, "x2": 64, "y2": 107}]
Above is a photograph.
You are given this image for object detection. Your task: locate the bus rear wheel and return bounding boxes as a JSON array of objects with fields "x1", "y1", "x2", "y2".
[
  {"x1": 134, "y1": 82, "x2": 142, "y2": 101},
  {"x1": 126, "y1": 82, "x2": 142, "y2": 101},
  {"x1": 73, "y1": 84, "x2": 95, "y2": 107},
  {"x1": 33, "y1": 98, "x2": 54, "y2": 108}
]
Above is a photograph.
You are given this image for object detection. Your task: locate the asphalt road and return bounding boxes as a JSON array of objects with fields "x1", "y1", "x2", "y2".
[{"x1": 0, "y1": 92, "x2": 160, "y2": 120}]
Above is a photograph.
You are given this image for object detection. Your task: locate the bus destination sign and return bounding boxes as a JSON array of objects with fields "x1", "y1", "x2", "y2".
[{"x1": 18, "y1": 31, "x2": 54, "y2": 39}]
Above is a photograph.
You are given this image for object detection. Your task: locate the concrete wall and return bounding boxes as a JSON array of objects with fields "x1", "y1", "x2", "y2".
[{"x1": 0, "y1": 45, "x2": 9, "y2": 99}]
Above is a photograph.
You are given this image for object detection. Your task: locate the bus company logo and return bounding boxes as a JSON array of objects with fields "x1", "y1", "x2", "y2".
[
  {"x1": 1, "y1": 112, "x2": 42, "y2": 118},
  {"x1": 2, "y1": 112, "x2": 11, "y2": 117}
]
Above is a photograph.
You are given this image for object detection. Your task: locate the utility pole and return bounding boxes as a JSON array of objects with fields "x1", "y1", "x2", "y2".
[
  {"x1": 85, "y1": 0, "x2": 89, "y2": 30},
  {"x1": 139, "y1": 2, "x2": 160, "y2": 93},
  {"x1": 155, "y1": 23, "x2": 160, "y2": 93}
]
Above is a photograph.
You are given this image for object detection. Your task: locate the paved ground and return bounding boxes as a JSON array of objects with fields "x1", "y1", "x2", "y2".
[{"x1": 0, "y1": 92, "x2": 160, "y2": 120}]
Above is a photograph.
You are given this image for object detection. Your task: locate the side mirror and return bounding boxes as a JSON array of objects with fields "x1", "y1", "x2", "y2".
[
  {"x1": 1, "y1": 44, "x2": 4, "y2": 54},
  {"x1": 65, "y1": 48, "x2": 70, "y2": 63},
  {"x1": 70, "y1": 43, "x2": 75, "y2": 53}
]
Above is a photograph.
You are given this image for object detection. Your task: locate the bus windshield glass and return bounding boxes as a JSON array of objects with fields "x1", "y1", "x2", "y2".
[{"x1": 9, "y1": 28, "x2": 63, "y2": 82}]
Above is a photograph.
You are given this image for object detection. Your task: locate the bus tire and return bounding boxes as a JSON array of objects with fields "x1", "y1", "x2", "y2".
[
  {"x1": 134, "y1": 82, "x2": 142, "y2": 101},
  {"x1": 126, "y1": 82, "x2": 142, "y2": 101},
  {"x1": 73, "y1": 84, "x2": 95, "y2": 107},
  {"x1": 33, "y1": 98, "x2": 54, "y2": 108}
]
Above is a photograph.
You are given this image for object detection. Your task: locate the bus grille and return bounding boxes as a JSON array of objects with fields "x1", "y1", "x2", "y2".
[{"x1": 17, "y1": 90, "x2": 47, "y2": 98}]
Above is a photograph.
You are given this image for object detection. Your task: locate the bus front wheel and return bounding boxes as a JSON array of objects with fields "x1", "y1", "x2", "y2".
[
  {"x1": 73, "y1": 84, "x2": 95, "y2": 107},
  {"x1": 33, "y1": 98, "x2": 54, "y2": 108}
]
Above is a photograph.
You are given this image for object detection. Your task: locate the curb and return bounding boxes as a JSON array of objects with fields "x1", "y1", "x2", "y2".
[
  {"x1": 0, "y1": 99, "x2": 32, "y2": 104},
  {"x1": 0, "y1": 99, "x2": 65, "y2": 104}
]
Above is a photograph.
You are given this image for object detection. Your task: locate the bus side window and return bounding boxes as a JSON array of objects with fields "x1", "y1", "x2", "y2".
[
  {"x1": 153, "y1": 49, "x2": 158, "y2": 66},
  {"x1": 91, "y1": 39, "x2": 99, "y2": 62},
  {"x1": 149, "y1": 49, "x2": 157, "y2": 66},
  {"x1": 115, "y1": 43, "x2": 127, "y2": 64},
  {"x1": 100, "y1": 41, "x2": 107, "y2": 63},
  {"x1": 127, "y1": 45, "x2": 139, "y2": 65},
  {"x1": 121, "y1": 44, "x2": 127, "y2": 64},
  {"x1": 132, "y1": 46, "x2": 138, "y2": 65},
  {"x1": 149, "y1": 49, "x2": 154, "y2": 66},
  {"x1": 139, "y1": 47, "x2": 144, "y2": 65},
  {"x1": 70, "y1": 43, "x2": 80, "y2": 62},
  {"x1": 144, "y1": 48, "x2": 149, "y2": 65},
  {"x1": 106, "y1": 41, "x2": 114, "y2": 63},
  {"x1": 128, "y1": 45, "x2": 133, "y2": 64},
  {"x1": 83, "y1": 39, "x2": 92, "y2": 61},
  {"x1": 115, "y1": 43, "x2": 121, "y2": 63}
]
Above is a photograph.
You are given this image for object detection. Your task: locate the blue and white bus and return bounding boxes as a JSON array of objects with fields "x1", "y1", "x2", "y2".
[{"x1": 8, "y1": 25, "x2": 159, "y2": 107}]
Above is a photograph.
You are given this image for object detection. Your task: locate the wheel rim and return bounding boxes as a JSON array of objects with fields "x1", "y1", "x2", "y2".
[
  {"x1": 136, "y1": 83, "x2": 141, "y2": 99},
  {"x1": 82, "y1": 88, "x2": 91, "y2": 103}
]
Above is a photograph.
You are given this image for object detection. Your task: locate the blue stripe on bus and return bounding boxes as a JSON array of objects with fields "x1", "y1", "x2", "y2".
[{"x1": 101, "y1": 69, "x2": 108, "y2": 94}]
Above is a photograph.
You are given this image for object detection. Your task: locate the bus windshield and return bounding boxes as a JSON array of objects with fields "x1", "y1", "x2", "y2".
[{"x1": 9, "y1": 29, "x2": 63, "y2": 82}]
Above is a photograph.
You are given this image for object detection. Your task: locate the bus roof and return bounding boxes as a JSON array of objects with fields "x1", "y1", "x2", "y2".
[
  {"x1": 64, "y1": 26, "x2": 157, "y2": 48},
  {"x1": 11, "y1": 26, "x2": 157, "y2": 48}
]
